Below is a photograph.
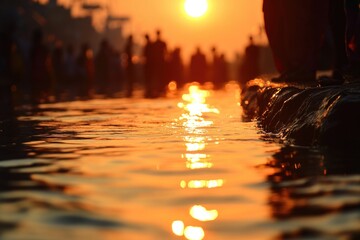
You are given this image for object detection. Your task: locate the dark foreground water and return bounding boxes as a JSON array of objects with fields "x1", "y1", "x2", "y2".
[{"x1": 1, "y1": 83, "x2": 359, "y2": 240}]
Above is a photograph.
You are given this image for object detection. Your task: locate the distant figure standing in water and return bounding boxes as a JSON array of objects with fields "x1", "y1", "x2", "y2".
[
  {"x1": 143, "y1": 34, "x2": 155, "y2": 98},
  {"x1": 210, "y1": 47, "x2": 221, "y2": 88},
  {"x1": 124, "y1": 35, "x2": 134, "y2": 97},
  {"x1": 152, "y1": 30, "x2": 167, "y2": 96},
  {"x1": 217, "y1": 53, "x2": 229, "y2": 89},
  {"x1": 95, "y1": 39, "x2": 111, "y2": 95},
  {"x1": 77, "y1": 43, "x2": 94, "y2": 98},
  {"x1": 168, "y1": 47, "x2": 185, "y2": 89},
  {"x1": 189, "y1": 47, "x2": 208, "y2": 84},
  {"x1": 29, "y1": 29, "x2": 51, "y2": 103},
  {"x1": 239, "y1": 36, "x2": 260, "y2": 86}
]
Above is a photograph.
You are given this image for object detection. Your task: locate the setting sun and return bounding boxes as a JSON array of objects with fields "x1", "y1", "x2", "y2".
[{"x1": 184, "y1": 0, "x2": 208, "y2": 18}]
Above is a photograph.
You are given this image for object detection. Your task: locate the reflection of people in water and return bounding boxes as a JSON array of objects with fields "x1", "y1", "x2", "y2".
[{"x1": 265, "y1": 146, "x2": 360, "y2": 239}]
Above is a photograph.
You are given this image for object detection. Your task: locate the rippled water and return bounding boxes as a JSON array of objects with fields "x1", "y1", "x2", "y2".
[{"x1": 0, "y1": 83, "x2": 359, "y2": 240}]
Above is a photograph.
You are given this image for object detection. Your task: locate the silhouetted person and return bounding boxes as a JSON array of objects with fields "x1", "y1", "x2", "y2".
[
  {"x1": 111, "y1": 50, "x2": 124, "y2": 94},
  {"x1": 143, "y1": 34, "x2": 155, "y2": 98},
  {"x1": 210, "y1": 47, "x2": 221, "y2": 88},
  {"x1": 152, "y1": 30, "x2": 167, "y2": 96},
  {"x1": 124, "y1": 35, "x2": 134, "y2": 97},
  {"x1": 239, "y1": 36, "x2": 260, "y2": 85},
  {"x1": 95, "y1": 39, "x2": 111, "y2": 95},
  {"x1": 168, "y1": 47, "x2": 185, "y2": 89},
  {"x1": 77, "y1": 43, "x2": 94, "y2": 98},
  {"x1": 0, "y1": 22, "x2": 15, "y2": 118},
  {"x1": 189, "y1": 47, "x2": 208, "y2": 84},
  {"x1": 64, "y1": 44, "x2": 77, "y2": 99},
  {"x1": 51, "y1": 43, "x2": 65, "y2": 99},
  {"x1": 217, "y1": 53, "x2": 229, "y2": 89},
  {"x1": 29, "y1": 29, "x2": 51, "y2": 103},
  {"x1": 263, "y1": 0, "x2": 329, "y2": 84}
]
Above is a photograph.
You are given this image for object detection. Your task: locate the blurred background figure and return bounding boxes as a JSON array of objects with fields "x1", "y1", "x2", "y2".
[
  {"x1": 239, "y1": 35, "x2": 260, "y2": 86},
  {"x1": 124, "y1": 35, "x2": 134, "y2": 97},
  {"x1": 77, "y1": 43, "x2": 95, "y2": 99},
  {"x1": 95, "y1": 39, "x2": 111, "y2": 96},
  {"x1": 210, "y1": 46, "x2": 221, "y2": 88},
  {"x1": 63, "y1": 44, "x2": 77, "y2": 99},
  {"x1": 217, "y1": 53, "x2": 229, "y2": 89},
  {"x1": 189, "y1": 47, "x2": 208, "y2": 84},
  {"x1": 0, "y1": 17, "x2": 16, "y2": 118},
  {"x1": 143, "y1": 33, "x2": 155, "y2": 98},
  {"x1": 111, "y1": 50, "x2": 124, "y2": 95},
  {"x1": 29, "y1": 28, "x2": 52, "y2": 104},
  {"x1": 51, "y1": 42, "x2": 65, "y2": 100},
  {"x1": 167, "y1": 47, "x2": 185, "y2": 89},
  {"x1": 152, "y1": 30, "x2": 168, "y2": 97}
]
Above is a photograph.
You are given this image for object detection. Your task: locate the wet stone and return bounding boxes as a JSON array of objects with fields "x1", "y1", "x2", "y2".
[{"x1": 241, "y1": 80, "x2": 360, "y2": 149}]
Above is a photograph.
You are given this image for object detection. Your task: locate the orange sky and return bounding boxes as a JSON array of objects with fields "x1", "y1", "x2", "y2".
[{"x1": 57, "y1": 0, "x2": 265, "y2": 61}]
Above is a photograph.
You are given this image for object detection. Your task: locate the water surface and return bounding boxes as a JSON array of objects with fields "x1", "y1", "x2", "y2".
[{"x1": 1, "y1": 83, "x2": 359, "y2": 240}]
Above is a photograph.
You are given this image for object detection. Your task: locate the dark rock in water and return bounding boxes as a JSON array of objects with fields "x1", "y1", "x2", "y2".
[{"x1": 241, "y1": 80, "x2": 360, "y2": 149}]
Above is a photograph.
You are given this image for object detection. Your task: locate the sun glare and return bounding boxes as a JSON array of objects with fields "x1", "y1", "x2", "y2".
[{"x1": 184, "y1": 0, "x2": 208, "y2": 18}]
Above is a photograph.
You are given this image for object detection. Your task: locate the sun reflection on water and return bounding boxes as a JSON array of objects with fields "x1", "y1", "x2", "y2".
[
  {"x1": 172, "y1": 84, "x2": 223, "y2": 239},
  {"x1": 180, "y1": 179, "x2": 224, "y2": 189},
  {"x1": 190, "y1": 205, "x2": 219, "y2": 221},
  {"x1": 183, "y1": 153, "x2": 213, "y2": 169}
]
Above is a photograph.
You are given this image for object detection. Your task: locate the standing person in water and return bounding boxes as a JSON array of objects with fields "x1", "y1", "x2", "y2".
[
  {"x1": 152, "y1": 30, "x2": 168, "y2": 96},
  {"x1": 29, "y1": 29, "x2": 51, "y2": 103},
  {"x1": 263, "y1": 0, "x2": 329, "y2": 85},
  {"x1": 124, "y1": 35, "x2": 134, "y2": 97},
  {"x1": 189, "y1": 47, "x2": 208, "y2": 84},
  {"x1": 143, "y1": 34, "x2": 155, "y2": 98}
]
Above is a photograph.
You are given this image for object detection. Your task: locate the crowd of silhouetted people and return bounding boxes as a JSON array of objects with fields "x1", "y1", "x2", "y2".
[
  {"x1": 28, "y1": 29, "x2": 129, "y2": 103},
  {"x1": 1, "y1": 26, "x2": 234, "y2": 118},
  {"x1": 143, "y1": 30, "x2": 230, "y2": 98}
]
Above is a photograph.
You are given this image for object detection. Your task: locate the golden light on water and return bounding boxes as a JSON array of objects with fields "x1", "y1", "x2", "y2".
[
  {"x1": 173, "y1": 84, "x2": 221, "y2": 239},
  {"x1": 180, "y1": 179, "x2": 224, "y2": 189},
  {"x1": 183, "y1": 153, "x2": 213, "y2": 169},
  {"x1": 172, "y1": 220, "x2": 185, "y2": 236},
  {"x1": 172, "y1": 220, "x2": 205, "y2": 240},
  {"x1": 185, "y1": 142, "x2": 206, "y2": 151},
  {"x1": 190, "y1": 205, "x2": 218, "y2": 221},
  {"x1": 168, "y1": 81, "x2": 178, "y2": 91},
  {"x1": 184, "y1": 226, "x2": 205, "y2": 240},
  {"x1": 178, "y1": 85, "x2": 219, "y2": 132},
  {"x1": 180, "y1": 85, "x2": 220, "y2": 116}
]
